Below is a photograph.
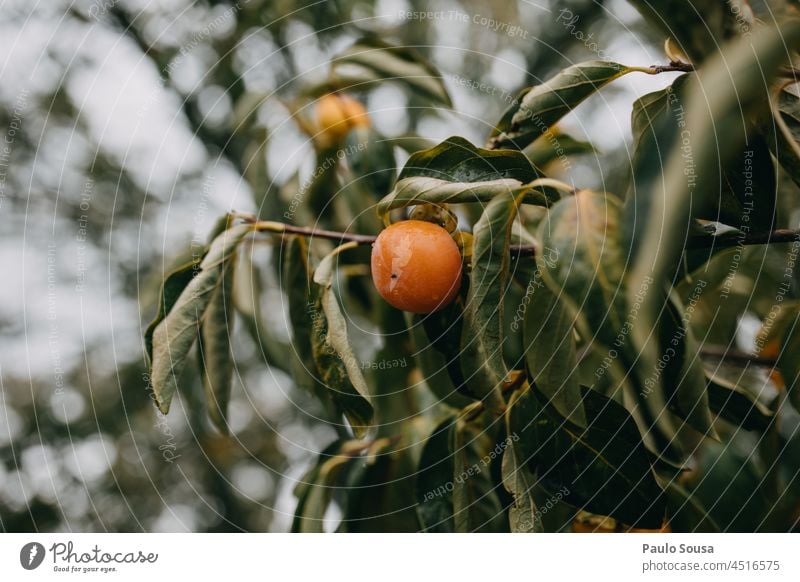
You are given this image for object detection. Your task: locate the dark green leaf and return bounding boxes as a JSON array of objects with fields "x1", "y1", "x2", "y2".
[
  {"x1": 510, "y1": 385, "x2": 666, "y2": 528},
  {"x1": 655, "y1": 292, "x2": 716, "y2": 436},
  {"x1": 379, "y1": 176, "x2": 553, "y2": 220},
  {"x1": 627, "y1": 75, "x2": 775, "y2": 246},
  {"x1": 461, "y1": 191, "x2": 522, "y2": 396},
  {"x1": 663, "y1": 480, "x2": 720, "y2": 533},
  {"x1": 770, "y1": 89, "x2": 800, "y2": 188},
  {"x1": 628, "y1": 0, "x2": 730, "y2": 64},
  {"x1": 415, "y1": 416, "x2": 457, "y2": 532},
  {"x1": 777, "y1": 308, "x2": 800, "y2": 411},
  {"x1": 524, "y1": 132, "x2": 597, "y2": 169},
  {"x1": 521, "y1": 258, "x2": 585, "y2": 426},
  {"x1": 452, "y1": 407, "x2": 506, "y2": 532},
  {"x1": 502, "y1": 390, "x2": 543, "y2": 532},
  {"x1": 340, "y1": 437, "x2": 419, "y2": 532},
  {"x1": 705, "y1": 366, "x2": 774, "y2": 431},
  {"x1": 688, "y1": 440, "x2": 772, "y2": 531},
  {"x1": 292, "y1": 440, "x2": 356, "y2": 533},
  {"x1": 377, "y1": 137, "x2": 554, "y2": 219},
  {"x1": 537, "y1": 190, "x2": 626, "y2": 347},
  {"x1": 281, "y1": 236, "x2": 321, "y2": 394},
  {"x1": 398, "y1": 136, "x2": 539, "y2": 183},
  {"x1": 628, "y1": 20, "x2": 800, "y2": 410},
  {"x1": 489, "y1": 61, "x2": 636, "y2": 150},
  {"x1": 415, "y1": 301, "x2": 477, "y2": 403},
  {"x1": 409, "y1": 319, "x2": 473, "y2": 408}
]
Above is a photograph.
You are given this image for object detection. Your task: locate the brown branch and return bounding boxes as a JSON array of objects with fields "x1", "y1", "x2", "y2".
[
  {"x1": 272, "y1": 224, "x2": 377, "y2": 245},
  {"x1": 699, "y1": 346, "x2": 777, "y2": 367},
  {"x1": 648, "y1": 62, "x2": 800, "y2": 78},
  {"x1": 686, "y1": 228, "x2": 800, "y2": 249},
  {"x1": 247, "y1": 217, "x2": 800, "y2": 256},
  {"x1": 649, "y1": 61, "x2": 695, "y2": 74}
]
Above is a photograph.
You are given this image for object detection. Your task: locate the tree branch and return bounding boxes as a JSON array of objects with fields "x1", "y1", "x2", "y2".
[
  {"x1": 246, "y1": 217, "x2": 800, "y2": 256},
  {"x1": 699, "y1": 346, "x2": 777, "y2": 367},
  {"x1": 686, "y1": 228, "x2": 800, "y2": 249},
  {"x1": 648, "y1": 61, "x2": 695, "y2": 74}
]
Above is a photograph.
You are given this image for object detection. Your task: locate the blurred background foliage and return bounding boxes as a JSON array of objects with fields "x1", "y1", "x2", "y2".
[{"x1": 2, "y1": 0, "x2": 799, "y2": 532}]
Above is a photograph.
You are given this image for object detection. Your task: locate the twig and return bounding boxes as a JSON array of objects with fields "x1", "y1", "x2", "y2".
[
  {"x1": 245, "y1": 217, "x2": 800, "y2": 257},
  {"x1": 699, "y1": 346, "x2": 777, "y2": 367},
  {"x1": 686, "y1": 228, "x2": 800, "y2": 249},
  {"x1": 249, "y1": 219, "x2": 378, "y2": 245},
  {"x1": 648, "y1": 62, "x2": 695, "y2": 74}
]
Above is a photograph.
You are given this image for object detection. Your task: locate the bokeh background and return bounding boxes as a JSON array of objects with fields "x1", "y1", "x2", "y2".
[{"x1": 0, "y1": 0, "x2": 704, "y2": 532}]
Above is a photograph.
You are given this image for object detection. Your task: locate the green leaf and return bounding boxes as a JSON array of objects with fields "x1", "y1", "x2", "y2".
[
  {"x1": 510, "y1": 385, "x2": 666, "y2": 529},
  {"x1": 537, "y1": 190, "x2": 626, "y2": 347},
  {"x1": 521, "y1": 258, "x2": 585, "y2": 426},
  {"x1": 149, "y1": 223, "x2": 253, "y2": 414},
  {"x1": 627, "y1": 20, "x2": 800, "y2": 410},
  {"x1": 145, "y1": 259, "x2": 201, "y2": 366},
  {"x1": 663, "y1": 480, "x2": 720, "y2": 533},
  {"x1": 415, "y1": 416, "x2": 457, "y2": 532},
  {"x1": 292, "y1": 440, "x2": 356, "y2": 533},
  {"x1": 689, "y1": 440, "x2": 772, "y2": 531},
  {"x1": 340, "y1": 437, "x2": 419, "y2": 532},
  {"x1": 379, "y1": 176, "x2": 553, "y2": 220},
  {"x1": 234, "y1": 249, "x2": 293, "y2": 374},
  {"x1": 311, "y1": 243, "x2": 374, "y2": 437},
  {"x1": 281, "y1": 236, "x2": 322, "y2": 394},
  {"x1": 198, "y1": 245, "x2": 237, "y2": 434},
  {"x1": 331, "y1": 36, "x2": 452, "y2": 106},
  {"x1": 407, "y1": 313, "x2": 471, "y2": 408},
  {"x1": 627, "y1": 75, "x2": 775, "y2": 246},
  {"x1": 461, "y1": 191, "x2": 523, "y2": 396},
  {"x1": 489, "y1": 61, "x2": 637, "y2": 150},
  {"x1": 145, "y1": 215, "x2": 235, "y2": 366},
  {"x1": 398, "y1": 136, "x2": 539, "y2": 182},
  {"x1": 377, "y1": 137, "x2": 555, "y2": 220},
  {"x1": 524, "y1": 131, "x2": 597, "y2": 169},
  {"x1": 452, "y1": 407, "x2": 506, "y2": 532},
  {"x1": 502, "y1": 390, "x2": 543, "y2": 532},
  {"x1": 777, "y1": 308, "x2": 800, "y2": 411},
  {"x1": 655, "y1": 292, "x2": 716, "y2": 436},
  {"x1": 627, "y1": 0, "x2": 729, "y2": 64},
  {"x1": 500, "y1": 447, "x2": 541, "y2": 533},
  {"x1": 770, "y1": 89, "x2": 800, "y2": 189},
  {"x1": 415, "y1": 301, "x2": 479, "y2": 402},
  {"x1": 704, "y1": 366, "x2": 773, "y2": 431}
]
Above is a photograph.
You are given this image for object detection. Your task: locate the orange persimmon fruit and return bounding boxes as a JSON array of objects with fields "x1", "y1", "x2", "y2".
[
  {"x1": 315, "y1": 93, "x2": 369, "y2": 143},
  {"x1": 370, "y1": 220, "x2": 462, "y2": 314}
]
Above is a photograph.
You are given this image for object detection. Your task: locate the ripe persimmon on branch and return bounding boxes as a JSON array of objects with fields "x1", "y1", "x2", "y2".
[{"x1": 239, "y1": 213, "x2": 800, "y2": 255}]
